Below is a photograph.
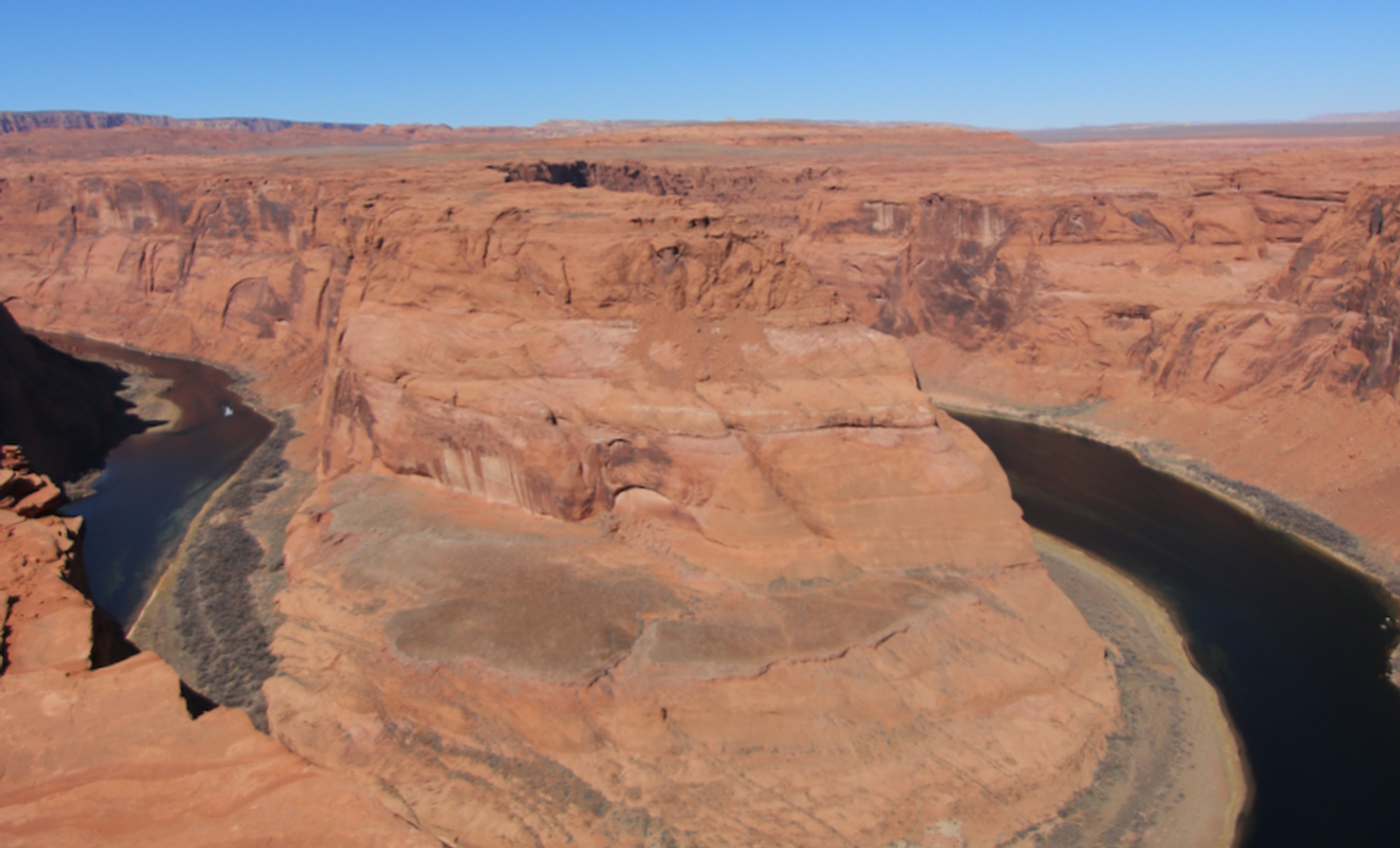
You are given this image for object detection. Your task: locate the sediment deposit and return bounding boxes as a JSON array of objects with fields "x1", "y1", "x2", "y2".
[{"x1": 4, "y1": 119, "x2": 1397, "y2": 845}]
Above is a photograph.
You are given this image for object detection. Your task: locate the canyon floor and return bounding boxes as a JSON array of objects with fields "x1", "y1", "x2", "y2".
[{"x1": 2, "y1": 117, "x2": 1398, "y2": 846}]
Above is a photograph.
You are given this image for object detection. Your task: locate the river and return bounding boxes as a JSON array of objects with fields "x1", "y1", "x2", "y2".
[
  {"x1": 25, "y1": 333, "x2": 1400, "y2": 845},
  {"x1": 34, "y1": 333, "x2": 272, "y2": 628},
  {"x1": 950, "y1": 409, "x2": 1400, "y2": 848}
]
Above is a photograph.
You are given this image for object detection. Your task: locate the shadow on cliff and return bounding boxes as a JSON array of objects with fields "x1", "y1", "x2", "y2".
[{"x1": 0, "y1": 302, "x2": 150, "y2": 483}]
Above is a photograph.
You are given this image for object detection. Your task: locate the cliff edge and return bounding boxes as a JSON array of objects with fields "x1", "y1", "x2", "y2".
[{"x1": 0, "y1": 446, "x2": 438, "y2": 847}]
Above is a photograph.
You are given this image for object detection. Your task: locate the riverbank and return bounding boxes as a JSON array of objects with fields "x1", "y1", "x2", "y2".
[
  {"x1": 60, "y1": 367, "x2": 180, "y2": 500},
  {"x1": 928, "y1": 391, "x2": 1400, "y2": 690},
  {"x1": 1004, "y1": 533, "x2": 1247, "y2": 848},
  {"x1": 131, "y1": 410, "x2": 313, "y2": 729},
  {"x1": 927, "y1": 390, "x2": 1400, "y2": 595},
  {"x1": 943, "y1": 397, "x2": 1400, "y2": 847},
  {"x1": 116, "y1": 369, "x2": 179, "y2": 431}
]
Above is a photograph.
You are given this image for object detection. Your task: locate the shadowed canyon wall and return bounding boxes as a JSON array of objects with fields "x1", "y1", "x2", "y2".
[{"x1": 0, "y1": 306, "x2": 146, "y2": 482}]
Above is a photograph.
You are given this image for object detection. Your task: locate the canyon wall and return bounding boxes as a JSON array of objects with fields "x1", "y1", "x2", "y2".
[
  {"x1": 833, "y1": 165, "x2": 1400, "y2": 574},
  {"x1": 7, "y1": 122, "x2": 1397, "y2": 844},
  {"x1": 0, "y1": 127, "x2": 1125, "y2": 847},
  {"x1": 0, "y1": 306, "x2": 146, "y2": 482}
]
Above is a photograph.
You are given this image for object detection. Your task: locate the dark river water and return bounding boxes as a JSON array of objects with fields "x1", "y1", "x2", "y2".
[
  {"x1": 950, "y1": 410, "x2": 1400, "y2": 848},
  {"x1": 35, "y1": 334, "x2": 272, "y2": 628}
]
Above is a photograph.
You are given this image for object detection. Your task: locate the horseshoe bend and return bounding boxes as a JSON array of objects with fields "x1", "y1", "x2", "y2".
[{"x1": 2, "y1": 118, "x2": 1399, "y2": 847}]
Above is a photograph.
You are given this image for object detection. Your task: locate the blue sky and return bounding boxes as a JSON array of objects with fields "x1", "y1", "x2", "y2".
[{"x1": 4, "y1": 1, "x2": 1397, "y2": 129}]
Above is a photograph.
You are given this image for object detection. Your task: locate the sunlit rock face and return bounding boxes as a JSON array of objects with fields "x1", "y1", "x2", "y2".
[
  {"x1": 266, "y1": 158, "x2": 1116, "y2": 847},
  {"x1": 50, "y1": 120, "x2": 1400, "y2": 845}
]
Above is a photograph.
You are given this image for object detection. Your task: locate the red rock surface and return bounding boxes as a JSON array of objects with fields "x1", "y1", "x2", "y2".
[
  {"x1": 0, "y1": 448, "x2": 439, "y2": 846},
  {"x1": 8, "y1": 120, "x2": 1397, "y2": 845}
]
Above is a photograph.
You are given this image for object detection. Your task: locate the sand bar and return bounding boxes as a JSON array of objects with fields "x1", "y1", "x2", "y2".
[{"x1": 1005, "y1": 532, "x2": 1247, "y2": 848}]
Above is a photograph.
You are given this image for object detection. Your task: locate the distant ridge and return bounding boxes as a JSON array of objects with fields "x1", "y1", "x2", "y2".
[
  {"x1": 0, "y1": 112, "x2": 977, "y2": 143},
  {"x1": 530, "y1": 119, "x2": 684, "y2": 134},
  {"x1": 1022, "y1": 110, "x2": 1400, "y2": 143},
  {"x1": 0, "y1": 112, "x2": 688, "y2": 139},
  {"x1": 1304, "y1": 110, "x2": 1400, "y2": 124},
  {"x1": 0, "y1": 110, "x2": 367, "y2": 135},
  {"x1": 7, "y1": 109, "x2": 1399, "y2": 143}
]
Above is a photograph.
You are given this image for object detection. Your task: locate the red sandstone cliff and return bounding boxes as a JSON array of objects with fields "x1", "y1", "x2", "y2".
[
  {"x1": 0, "y1": 124, "x2": 1126, "y2": 847},
  {"x1": 7, "y1": 121, "x2": 1396, "y2": 846}
]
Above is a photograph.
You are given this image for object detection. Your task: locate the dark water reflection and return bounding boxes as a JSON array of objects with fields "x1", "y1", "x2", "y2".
[
  {"x1": 35, "y1": 333, "x2": 271, "y2": 628},
  {"x1": 951, "y1": 410, "x2": 1400, "y2": 848}
]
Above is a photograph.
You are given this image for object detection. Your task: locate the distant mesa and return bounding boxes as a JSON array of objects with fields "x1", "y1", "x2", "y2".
[
  {"x1": 1022, "y1": 110, "x2": 1400, "y2": 142},
  {"x1": 0, "y1": 110, "x2": 368, "y2": 135},
  {"x1": 5, "y1": 107, "x2": 1399, "y2": 145},
  {"x1": 1304, "y1": 109, "x2": 1400, "y2": 124},
  {"x1": 0, "y1": 110, "x2": 690, "y2": 139}
]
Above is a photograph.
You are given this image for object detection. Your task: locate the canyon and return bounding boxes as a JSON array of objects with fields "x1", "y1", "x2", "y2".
[
  {"x1": 0, "y1": 445, "x2": 438, "y2": 846},
  {"x1": 1, "y1": 117, "x2": 1397, "y2": 846}
]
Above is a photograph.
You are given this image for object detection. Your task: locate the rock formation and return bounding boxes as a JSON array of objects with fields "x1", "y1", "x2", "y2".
[
  {"x1": 270, "y1": 280, "x2": 1117, "y2": 844},
  {"x1": 0, "y1": 446, "x2": 438, "y2": 846},
  {"x1": 4, "y1": 118, "x2": 1398, "y2": 845}
]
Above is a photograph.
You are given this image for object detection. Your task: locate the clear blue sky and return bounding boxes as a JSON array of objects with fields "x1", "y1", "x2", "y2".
[{"x1": 4, "y1": 1, "x2": 1397, "y2": 129}]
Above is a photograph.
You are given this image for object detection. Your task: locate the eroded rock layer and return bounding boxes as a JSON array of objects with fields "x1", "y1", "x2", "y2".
[{"x1": 10, "y1": 121, "x2": 1396, "y2": 845}]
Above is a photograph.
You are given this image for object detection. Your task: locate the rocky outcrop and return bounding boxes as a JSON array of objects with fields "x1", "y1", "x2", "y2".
[
  {"x1": 0, "y1": 446, "x2": 438, "y2": 846},
  {"x1": 292, "y1": 182, "x2": 1117, "y2": 845},
  {"x1": 0, "y1": 446, "x2": 63, "y2": 517},
  {"x1": 1263, "y1": 186, "x2": 1400, "y2": 397}
]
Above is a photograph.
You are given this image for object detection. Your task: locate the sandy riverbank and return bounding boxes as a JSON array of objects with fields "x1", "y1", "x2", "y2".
[
  {"x1": 930, "y1": 392, "x2": 1400, "y2": 692},
  {"x1": 57, "y1": 367, "x2": 177, "y2": 500},
  {"x1": 1005, "y1": 532, "x2": 1247, "y2": 848},
  {"x1": 117, "y1": 369, "x2": 179, "y2": 431}
]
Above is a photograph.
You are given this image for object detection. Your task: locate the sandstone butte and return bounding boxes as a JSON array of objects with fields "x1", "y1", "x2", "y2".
[{"x1": 0, "y1": 118, "x2": 1397, "y2": 847}]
